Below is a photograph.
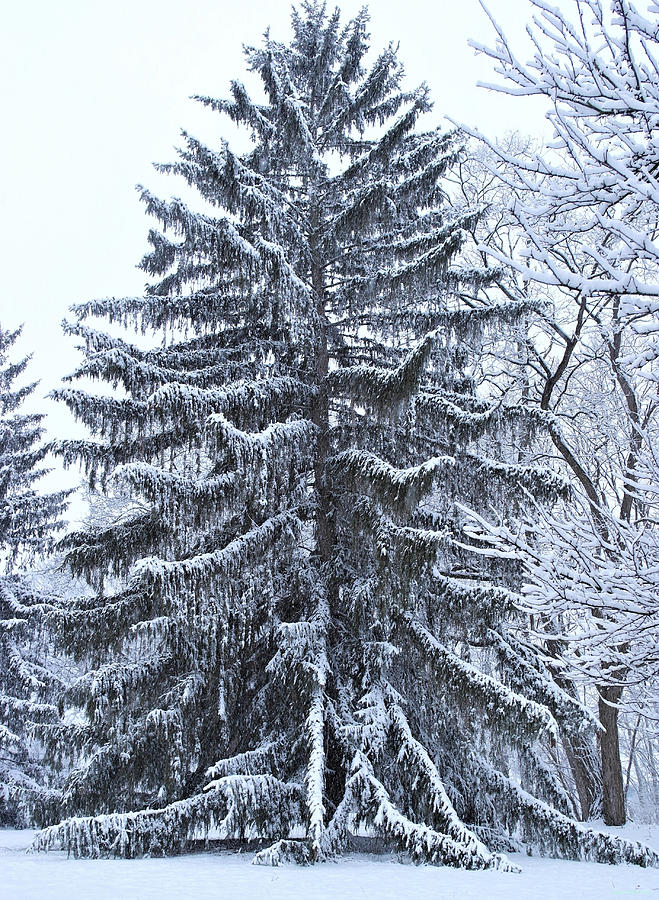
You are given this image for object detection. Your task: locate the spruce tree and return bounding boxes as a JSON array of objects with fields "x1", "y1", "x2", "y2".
[
  {"x1": 35, "y1": 4, "x2": 657, "y2": 868},
  {"x1": 0, "y1": 324, "x2": 69, "y2": 825}
]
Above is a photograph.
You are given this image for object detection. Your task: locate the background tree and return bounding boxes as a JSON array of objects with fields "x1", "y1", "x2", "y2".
[
  {"x1": 445, "y1": 141, "x2": 609, "y2": 821},
  {"x1": 34, "y1": 3, "x2": 655, "y2": 868},
  {"x1": 469, "y1": 0, "x2": 659, "y2": 825},
  {"x1": 0, "y1": 324, "x2": 70, "y2": 825}
]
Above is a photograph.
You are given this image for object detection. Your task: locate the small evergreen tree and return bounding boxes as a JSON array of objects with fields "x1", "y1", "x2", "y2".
[
  {"x1": 0, "y1": 324, "x2": 70, "y2": 825},
  {"x1": 36, "y1": 4, "x2": 656, "y2": 868}
]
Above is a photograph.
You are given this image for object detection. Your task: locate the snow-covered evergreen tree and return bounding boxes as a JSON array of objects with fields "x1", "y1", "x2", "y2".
[
  {"x1": 0, "y1": 324, "x2": 70, "y2": 825},
  {"x1": 35, "y1": 4, "x2": 657, "y2": 868},
  {"x1": 0, "y1": 326, "x2": 68, "y2": 564}
]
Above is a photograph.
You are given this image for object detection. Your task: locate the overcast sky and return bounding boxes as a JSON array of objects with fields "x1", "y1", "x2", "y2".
[{"x1": 0, "y1": 0, "x2": 558, "y2": 505}]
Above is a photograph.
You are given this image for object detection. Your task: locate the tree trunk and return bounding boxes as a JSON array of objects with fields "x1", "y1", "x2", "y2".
[
  {"x1": 562, "y1": 732, "x2": 601, "y2": 820},
  {"x1": 550, "y1": 656, "x2": 602, "y2": 820},
  {"x1": 307, "y1": 185, "x2": 333, "y2": 560},
  {"x1": 599, "y1": 685, "x2": 626, "y2": 825}
]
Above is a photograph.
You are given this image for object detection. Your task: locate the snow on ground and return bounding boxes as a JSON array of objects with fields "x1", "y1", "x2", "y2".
[{"x1": 2, "y1": 826, "x2": 658, "y2": 900}]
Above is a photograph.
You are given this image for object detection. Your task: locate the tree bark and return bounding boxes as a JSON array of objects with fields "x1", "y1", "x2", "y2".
[{"x1": 599, "y1": 685, "x2": 626, "y2": 825}]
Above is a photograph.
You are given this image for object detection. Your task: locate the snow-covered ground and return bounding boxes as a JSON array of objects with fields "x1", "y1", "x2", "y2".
[{"x1": 2, "y1": 825, "x2": 658, "y2": 900}]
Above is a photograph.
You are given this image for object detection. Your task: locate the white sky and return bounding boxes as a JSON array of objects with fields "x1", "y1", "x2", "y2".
[{"x1": 0, "y1": 0, "x2": 556, "y2": 503}]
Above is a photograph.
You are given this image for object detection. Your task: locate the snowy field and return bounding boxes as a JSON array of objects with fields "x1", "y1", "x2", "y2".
[{"x1": 2, "y1": 825, "x2": 658, "y2": 900}]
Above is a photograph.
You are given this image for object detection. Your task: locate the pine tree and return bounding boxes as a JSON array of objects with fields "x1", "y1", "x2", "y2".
[
  {"x1": 34, "y1": 4, "x2": 657, "y2": 868},
  {"x1": 0, "y1": 324, "x2": 70, "y2": 825}
]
